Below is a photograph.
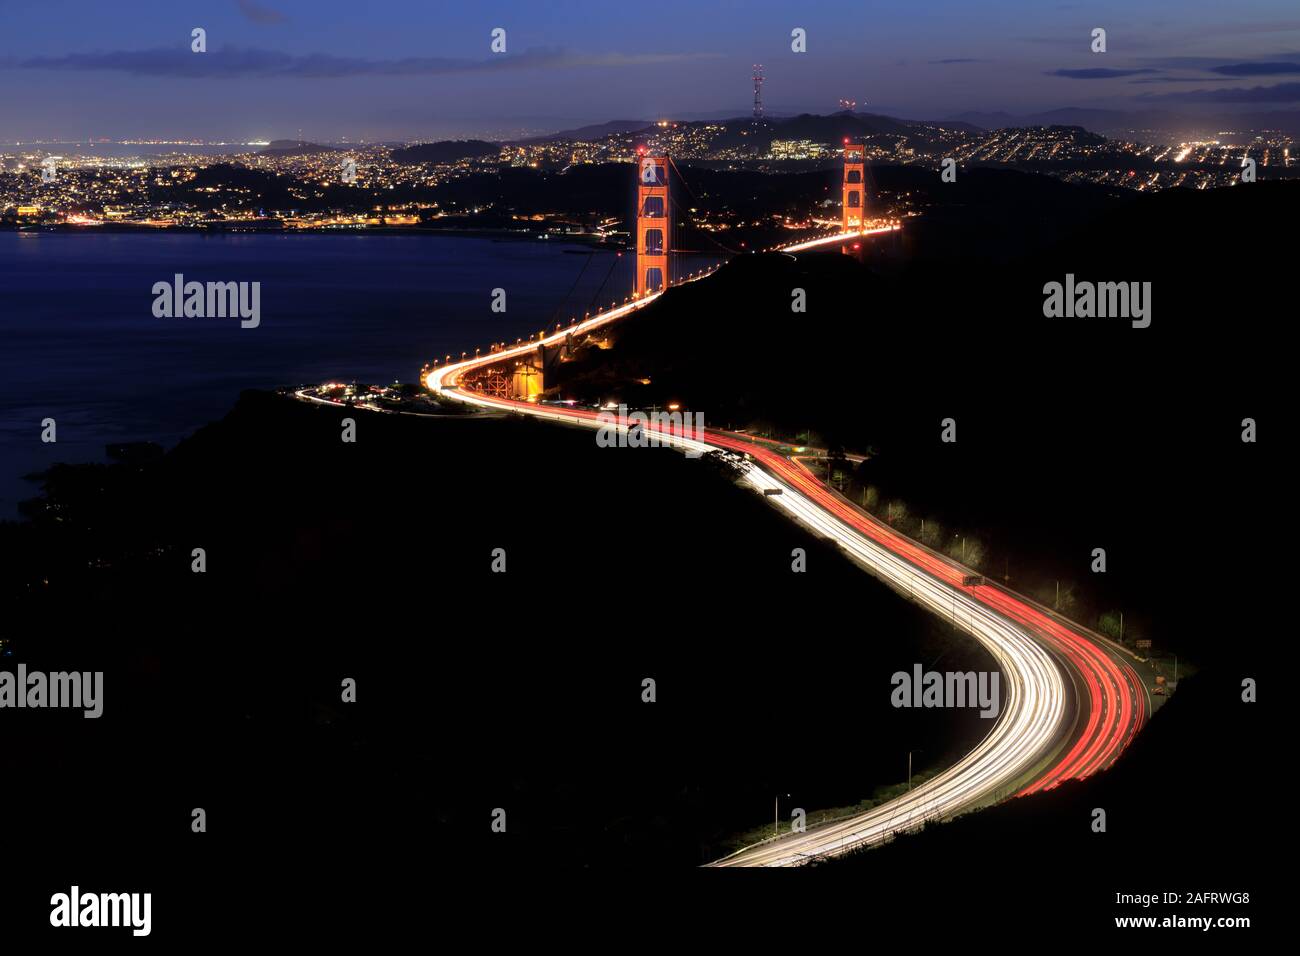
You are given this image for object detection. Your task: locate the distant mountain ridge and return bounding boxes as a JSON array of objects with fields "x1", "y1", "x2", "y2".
[
  {"x1": 949, "y1": 107, "x2": 1300, "y2": 140},
  {"x1": 504, "y1": 107, "x2": 1300, "y2": 146},
  {"x1": 513, "y1": 120, "x2": 653, "y2": 145},
  {"x1": 389, "y1": 140, "x2": 500, "y2": 165}
]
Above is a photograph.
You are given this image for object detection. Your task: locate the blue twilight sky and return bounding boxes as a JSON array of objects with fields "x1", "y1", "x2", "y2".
[{"x1": 2, "y1": 0, "x2": 1300, "y2": 141}]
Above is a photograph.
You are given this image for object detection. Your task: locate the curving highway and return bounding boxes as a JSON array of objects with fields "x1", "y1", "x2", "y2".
[{"x1": 413, "y1": 227, "x2": 1146, "y2": 865}]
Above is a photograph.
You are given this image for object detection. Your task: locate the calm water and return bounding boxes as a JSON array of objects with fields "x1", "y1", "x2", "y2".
[{"x1": 0, "y1": 231, "x2": 715, "y2": 517}]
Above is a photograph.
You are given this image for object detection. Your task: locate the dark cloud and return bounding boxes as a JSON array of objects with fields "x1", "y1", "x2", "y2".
[
  {"x1": 1144, "y1": 81, "x2": 1300, "y2": 103},
  {"x1": 1127, "y1": 76, "x2": 1230, "y2": 85},
  {"x1": 1135, "y1": 56, "x2": 1237, "y2": 70},
  {"x1": 1176, "y1": 19, "x2": 1300, "y2": 39},
  {"x1": 236, "y1": 0, "x2": 287, "y2": 25},
  {"x1": 1044, "y1": 68, "x2": 1160, "y2": 79},
  {"x1": 1210, "y1": 61, "x2": 1300, "y2": 76},
  {"x1": 1137, "y1": 52, "x2": 1300, "y2": 70},
  {"x1": 1016, "y1": 35, "x2": 1159, "y2": 52},
  {"x1": 13, "y1": 46, "x2": 715, "y2": 79},
  {"x1": 929, "y1": 58, "x2": 982, "y2": 64}
]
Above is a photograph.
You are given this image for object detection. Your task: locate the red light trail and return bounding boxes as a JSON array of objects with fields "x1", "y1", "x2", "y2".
[{"x1": 415, "y1": 228, "x2": 1148, "y2": 863}]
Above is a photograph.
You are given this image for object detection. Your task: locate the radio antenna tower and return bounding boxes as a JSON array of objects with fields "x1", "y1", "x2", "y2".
[{"x1": 752, "y1": 64, "x2": 764, "y2": 121}]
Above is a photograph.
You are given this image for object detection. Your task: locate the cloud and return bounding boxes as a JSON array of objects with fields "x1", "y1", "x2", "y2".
[
  {"x1": 12, "y1": 46, "x2": 718, "y2": 79},
  {"x1": 1210, "y1": 61, "x2": 1300, "y2": 76},
  {"x1": 1044, "y1": 68, "x2": 1160, "y2": 79},
  {"x1": 1143, "y1": 81, "x2": 1300, "y2": 103},
  {"x1": 236, "y1": 0, "x2": 286, "y2": 25},
  {"x1": 1016, "y1": 35, "x2": 1159, "y2": 52},
  {"x1": 1137, "y1": 51, "x2": 1300, "y2": 70},
  {"x1": 1015, "y1": 36, "x2": 1082, "y2": 46},
  {"x1": 929, "y1": 58, "x2": 983, "y2": 64},
  {"x1": 1135, "y1": 56, "x2": 1238, "y2": 70},
  {"x1": 1127, "y1": 76, "x2": 1230, "y2": 85},
  {"x1": 1176, "y1": 20, "x2": 1300, "y2": 40}
]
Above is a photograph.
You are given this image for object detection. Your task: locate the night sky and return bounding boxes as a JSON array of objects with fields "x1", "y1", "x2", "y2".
[{"x1": 3, "y1": 0, "x2": 1300, "y2": 141}]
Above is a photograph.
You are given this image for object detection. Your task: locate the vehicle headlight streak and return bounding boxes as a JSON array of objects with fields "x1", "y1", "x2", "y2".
[{"x1": 422, "y1": 230, "x2": 1145, "y2": 866}]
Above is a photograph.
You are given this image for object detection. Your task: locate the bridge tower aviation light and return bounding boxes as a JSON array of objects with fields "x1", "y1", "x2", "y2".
[
  {"x1": 842, "y1": 140, "x2": 866, "y2": 232},
  {"x1": 635, "y1": 150, "x2": 670, "y2": 298}
]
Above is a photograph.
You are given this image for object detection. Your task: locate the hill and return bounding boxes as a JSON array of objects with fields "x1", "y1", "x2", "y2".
[
  {"x1": 545, "y1": 173, "x2": 1291, "y2": 670},
  {"x1": 514, "y1": 119, "x2": 652, "y2": 144},
  {"x1": 388, "y1": 139, "x2": 500, "y2": 164}
]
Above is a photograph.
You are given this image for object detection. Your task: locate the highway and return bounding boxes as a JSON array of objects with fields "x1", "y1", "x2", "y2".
[{"x1": 416, "y1": 226, "x2": 1146, "y2": 865}]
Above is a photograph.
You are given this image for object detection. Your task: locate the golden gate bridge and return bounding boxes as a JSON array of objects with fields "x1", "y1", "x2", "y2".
[{"x1": 424, "y1": 142, "x2": 896, "y2": 402}]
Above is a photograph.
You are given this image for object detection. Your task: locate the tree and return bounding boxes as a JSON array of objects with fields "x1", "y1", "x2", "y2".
[
  {"x1": 1054, "y1": 581, "x2": 1078, "y2": 615},
  {"x1": 825, "y1": 443, "x2": 848, "y2": 489},
  {"x1": 887, "y1": 499, "x2": 909, "y2": 524},
  {"x1": 945, "y1": 534, "x2": 986, "y2": 571}
]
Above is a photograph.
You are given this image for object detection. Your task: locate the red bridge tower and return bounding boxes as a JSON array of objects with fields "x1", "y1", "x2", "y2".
[
  {"x1": 635, "y1": 151, "x2": 669, "y2": 298},
  {"x1": 842, "y1": 141, "x2": 865, "y2": 231}
]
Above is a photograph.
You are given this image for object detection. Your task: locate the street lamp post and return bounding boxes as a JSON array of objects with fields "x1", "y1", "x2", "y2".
[{"x1": 775, "y1": 793, "x2": 790, "y2": 837}]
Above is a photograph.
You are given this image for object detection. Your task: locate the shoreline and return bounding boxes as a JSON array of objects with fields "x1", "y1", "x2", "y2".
[{"x1": 0, "y1": 222, "x2": 625, "y2": 247}]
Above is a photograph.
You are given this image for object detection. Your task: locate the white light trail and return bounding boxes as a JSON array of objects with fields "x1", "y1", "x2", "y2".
[{"x1": 420, "y1": 228, "x2": 1073, "y2": 866}]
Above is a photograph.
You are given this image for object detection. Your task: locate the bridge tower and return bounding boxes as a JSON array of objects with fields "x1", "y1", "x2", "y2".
[
  {"x1": 634, "y1": 150, "x2": 669, "y2": 298},
  {"x1": 842, "y1": 141, "x2": 865, "y2": 231},
  {"x1": 511, "y1": 352, "x2": 543, "y2": 401}
]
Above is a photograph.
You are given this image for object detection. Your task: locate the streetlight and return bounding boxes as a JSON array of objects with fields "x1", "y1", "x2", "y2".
[{"x1": 775, "y1": 793, "x2": 790, "y2": 837}]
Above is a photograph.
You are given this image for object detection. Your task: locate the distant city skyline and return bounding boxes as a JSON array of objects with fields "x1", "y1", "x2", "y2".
[{"x1": 3, "y1": 0, "x2": 1300, "y2": 141}]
